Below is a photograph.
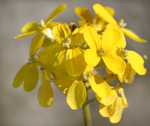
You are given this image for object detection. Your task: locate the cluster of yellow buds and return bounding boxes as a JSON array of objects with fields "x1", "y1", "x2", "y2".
[{"x1": 13, "y1": 3, "x2": 147, "y2": 123}]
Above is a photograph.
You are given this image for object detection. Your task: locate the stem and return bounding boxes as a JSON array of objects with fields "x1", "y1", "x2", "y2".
[{"x1": 82, "y1": 96, "x2": 92, "y2": 126}]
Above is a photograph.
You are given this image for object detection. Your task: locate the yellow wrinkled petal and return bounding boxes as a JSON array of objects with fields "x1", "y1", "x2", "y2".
[
  {"x1": 67, "y1": 80, "x2": 86, "y2": 110},
  {"x1": 75, "y1": 7, "x2": 94, "y2": 24},
  {"x1": 102, "y1": 53, "x2": 126, "y2": 74},
  {"x1": 96, "y1": 90, "x2": 117, "y2": 106},
  {"x1": 65, "y1": 47, "x2": 87, "y2": 76},
  {"x1": 84, "y1": 49, "x2": 100, "y2": 67},
  {"x1": 21, "y1": 22, "x2": 39, "y2": 33},
  {"x1": 127, "y1": 51, "x2": 146, "y2": 75},
  {"x1": 84, "y1": 26, "x2": 102, "y2": 50},
  {"x1": 30, "y1": 33, "x2": 45, "y2": 56},
  {"x1": 102, "y1": 73, "x2": 118, "y2": 83},
  {"x1": 38, "y1": 80, "x2": 53, "y2": 107},
  {"x1": 52, "y1": 23, "x2": 71, "y2": 43},
  {"x1": 88, "y1": 75, "x2": 111, "y2": 98},
  {"x1": 109, "y1": 97, "x2": 124, "y2": 123},
  {"x1": 99, "y1": 103, "x2": 110, "y2": 117},
  {"x1": 93, "y1": 4, "x2": 117, "y2": 24},
  {"x1": 120, "y1": 88, "x2": 129, "y2": 108},
  {"x1": 45, "y1": 4, "x2": 66, "y2": 25},
  {"x1": 124, "y1": 63, "x2": 136, "y2": 83},
  {"x1": 14, "y1": 31, "x2": 37, "y2": 39},
  {"x1": 122, "y1": 28, "x2": 147, "y2": 42},
  {"x1": 12, "y1": 63, "x2": 29, "y2": 88},
  {"x1": 24, "y1": 64, "x2": 39, "y2": 92}
]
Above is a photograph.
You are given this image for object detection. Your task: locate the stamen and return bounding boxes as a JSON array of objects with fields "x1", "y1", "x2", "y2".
[
  {"x1": 37, "y1": 19, "x2": 46, "y2": 28},
  {"x1": 63, "y1": 38, "x2": 71, "y2": 48},
  {"x1": 98, "y1": 48, "x2": 106, "y2": 56},
  {"x1": 143, "y1": 55, "x2": 148, "y2": 60},
  {"x1": 118, "y1": 19, "x2": 127, "y2": 28}
]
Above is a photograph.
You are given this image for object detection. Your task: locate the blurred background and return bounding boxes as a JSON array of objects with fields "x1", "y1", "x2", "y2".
[{"x1": 0, "y1": 0, "x2": 150, "y2": 126}]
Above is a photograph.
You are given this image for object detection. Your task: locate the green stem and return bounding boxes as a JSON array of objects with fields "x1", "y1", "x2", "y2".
[
  {"x1": 82, "y1": 96, "x2": 92, "y2": 126},
  {"x1": 113, "y1": 82, "x2": 125, "y2": 91},
  {"x1": 83, "y1": 98, "x2": 97, "y2": 107}
]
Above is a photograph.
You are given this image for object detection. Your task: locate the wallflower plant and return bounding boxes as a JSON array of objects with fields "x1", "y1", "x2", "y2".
[{"x1": 13, "y1": 3, "x2": 147, "y2": 125}]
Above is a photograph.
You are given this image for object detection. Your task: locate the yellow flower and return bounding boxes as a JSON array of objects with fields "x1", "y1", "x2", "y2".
[
  {"x1": 75, "y1": 6, "x2": 115, "y2": 31},
  {"x1": 96, "y1": 88, "x2": 128, "y2": 123},
  {"x1": 38, "y1": 23, "x2": 87, "y2": 76},
  {"x1": 53, "y1": 62, "x2": 111, "y2": 109},
  {"x1": 52, "y1": 61, "x2": 86, "y2": 110},
  {"x1": 84, "y1": 25, "x2": 126, "y2": 74},
  {"x1": 93, "y1": 3, "x2": 147, "y2": 45},
  {"x1": 117, "y1": 49, "x2": 147, "y2": 83},
  {"x1": 14, "y1": 4, "x2": 66, "y2": 56}
]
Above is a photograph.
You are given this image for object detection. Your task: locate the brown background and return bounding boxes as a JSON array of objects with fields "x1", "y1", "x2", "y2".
[{"x1": 0, "y1": 0, "x2": 150, "y2": 126}]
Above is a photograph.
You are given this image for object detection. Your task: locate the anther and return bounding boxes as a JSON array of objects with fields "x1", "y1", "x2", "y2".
[{"x1": 143, "y1": 55, "x2": 148, "y2": 60}]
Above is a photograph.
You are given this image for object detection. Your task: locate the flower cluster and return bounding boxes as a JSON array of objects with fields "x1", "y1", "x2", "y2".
[{"x1": 13, "y1": 3, "x2": 147, "y2": 123}]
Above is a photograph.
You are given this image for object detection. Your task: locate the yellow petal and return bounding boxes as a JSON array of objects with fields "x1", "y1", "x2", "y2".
[
  {"x1": 127, "y1": 51, "x2": 146, "y2": 75},
  {"x1": 45, "y1": 4, "x2": 66, "y2": 25},
  {"x1": 14, "y1": 31, "x2": 37, "y2": 39},
  {"x1": 102, "y1": 73, "x2": 118, "y2": 83},
  {"x1": 41, "y1": 37, "x2": 54, "y2": 47},
  {"x1": 21, "y1": 22, "x2": 39, "y2": 33},
  {"x1": 88, "y1": 75, "x2": 111, "y2": 98},
  {"x1": 99, "y1": 103, "x2": 109, "y2": 117},
  {"x1": 30, "y1": 33, "x2": 45, "y2": 56},
  {"x1": 55, "y1": 78, "x2": 74, "y2": 95},
  {"x1": 102, "y1": 53, "x2": 126, "y2": 74},
  {"x1": 120, "y1": 88, "x2": 129, "y2": 108},
  {"x1": 109, "y1": 97, "x2": 124, "y2": 123},
  {"x1": 46, "y1": 22, "x2": 60, "y2": 28},
  {"x1": 52, "y1": 23, "x2": 71, "y2": 43},
  {"x1": 78, "y1": 20, "x2": 87, "y2": 26},
  {"x1": 83, "y1": 25, "x2": 102, "y2": 50},
  {"x1": 96, "y1": 89, "x2": 117, "y2": 106},
  {"x1": 41, "y1": 70, "x2": 51, "y2": 83},
  {"x1": 117, "y1": 31, "x2": 126, "y2": 48},
  {"x1": 123, "y1": 63, "x2": 136, "y2": 83},
  {"x1": 106, "y1": 24, "x2": 126, "y2": 48},
  {"x1": 53, "y1": 60, "x2": 79, "y2": 80},
  {"x1": 24, "y1": 64, "x2": 39, "y2": 92},
  {"x1": 93, "y1": 4, "x2": 117, "y2": 24},
  {"x1": 84, "y1": 49, "x2": 100, "y2": 67},
  {"x1": 104, "y1": 7, "x2": 115, "y2": 17},
  {"x1": 122, "y1": 28, "x2": 147, "y2": 42},
  {"x1": 118, "y1": 72, "x2": 124, "y2": 83},
  {"x1": 75, "y1": 7, "x2": 94, "y2": 24},
  {"x1": 65, "y1": 47, "x2": 87, "y2": 76},
  {"x1": 70, "y1": 28, "x2": 84, "y2": 47},
  {"x1": 12, "y1": 63, "x2": 29, "y2": 88},
  {"x1": 67, "y1": 80, "x2": 86, "y2": 110},
  {"x1": 38, "y1": 43, "x2": 65, "y2": 71},
  {"x1": 38, "y1": 80, "x2": 53, "y2": 107},
  {"x1": 102, "y1": 26, "x2": 121, "y2": 52},
  {"x1": 53, "y1": 61, "x2": 79, "y2": 94}
]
